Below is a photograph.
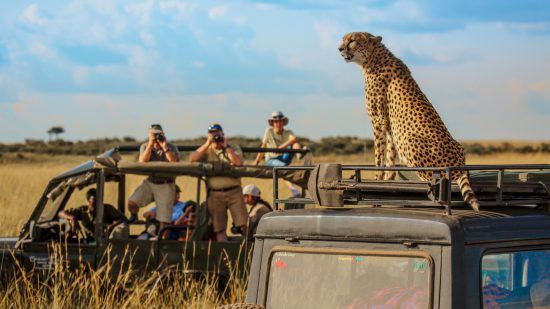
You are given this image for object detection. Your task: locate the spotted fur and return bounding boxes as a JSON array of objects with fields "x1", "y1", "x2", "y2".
[{"x1": 339, "y1": 32, "x2": 479, "y2": 211}]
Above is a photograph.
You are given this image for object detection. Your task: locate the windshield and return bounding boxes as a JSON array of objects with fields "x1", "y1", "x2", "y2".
[
  {"x1": 482, "y1": 249, "x2": 550, "y2": 308},
  {"x1": 265, "y1": 250, "x2": 431, "y2": 309}
]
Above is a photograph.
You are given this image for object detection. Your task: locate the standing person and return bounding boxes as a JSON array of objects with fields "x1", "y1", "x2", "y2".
[
  {"x1": 127, "y1": 124, "x2": 180, "y2": 239},
  {"x1": 189, "y1": 123, "x2": 248, "y2": 242},
  {"x1": 254, "y1": 111, "x2": 306, "y2": 196},
  {"x1": 242, "y1": 184, "x2": 272, "y2": 239}
]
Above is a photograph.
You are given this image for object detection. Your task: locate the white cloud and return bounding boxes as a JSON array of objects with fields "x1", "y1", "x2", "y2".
[
  {"x1": 314, "y1": 21, "x2": 342, "y2": 48},
  {"x1": 21, "y1": 4, "x2": 49, "y2": 26},
  {"x1": 27, "y1": 41, "x2": 56, "y2": 59},
  {"x1": 208, "y1": 5, "x2": 228, "y2": 20},
  {"x1": 159, "y1": 1, "x2": 189, "y2": 14},
  {"x1": 124, "y1": 0, "x2": 155, "y2": 25},
  {"x1": 140, "y1": 29, "x2": 156, "y2": 45},
  {"x1": 72, "y1": 67, "x2": 88, "y2": 85},
  {"x1": 191, "y1": 61, "x2": 205, "y2": 69}
]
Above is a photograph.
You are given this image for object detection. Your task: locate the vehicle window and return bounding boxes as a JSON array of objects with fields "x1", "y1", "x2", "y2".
[
  {"x1": 38, "y1": 184, "x2": 69, "y2": 223},
  {"x1": 265, "y1": 251, "x2": 431, "y2": 309},
  {"x1": 481, "y1": 249, "x2": 550, "y2": 309}
]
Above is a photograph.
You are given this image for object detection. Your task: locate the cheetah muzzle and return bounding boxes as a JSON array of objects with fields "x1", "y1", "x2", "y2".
[{"x1": 338, "y1": 32, "x2": 480, "y2": 211}]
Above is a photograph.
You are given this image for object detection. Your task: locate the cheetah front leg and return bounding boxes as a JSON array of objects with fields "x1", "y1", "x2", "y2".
[
  {"x1": 384, "y1": 132, "x2": 397, "y2": 180},
  {"x1": 372, "y1": 121, "x2": 388, "y2": 180}
]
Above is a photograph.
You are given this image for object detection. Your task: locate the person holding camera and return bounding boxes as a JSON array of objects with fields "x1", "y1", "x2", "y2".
[
  {"x1": 189, "y1": 123, "x2": 247, "y2": 242},
  {"x1": 127, "y1": 124, "x2": 180, "y2": 239}
]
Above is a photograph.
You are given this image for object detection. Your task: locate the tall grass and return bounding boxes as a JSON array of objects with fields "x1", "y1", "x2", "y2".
[{"x1": 1, "y1": 242, "x2": 248, "y2": 308}]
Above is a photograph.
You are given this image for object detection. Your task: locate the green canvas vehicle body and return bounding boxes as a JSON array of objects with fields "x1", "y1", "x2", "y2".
[
  {"x1": 227, "y1": 164, "x2": 550, "y2": 309},
  {"x1": 0, "y1": 146, "x2": 308, "y2": 281}
]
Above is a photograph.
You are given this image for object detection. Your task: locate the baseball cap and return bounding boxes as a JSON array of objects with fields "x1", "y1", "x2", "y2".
[
  {"x1": 208, "y1": 123, "x2": 223, "y2": 132},
  {"x1": 242, "y1": 184, "x2": 261, "y2": 197},
  {"x1": 151, "y1": 124, "x2": 163, "y2": 134}
]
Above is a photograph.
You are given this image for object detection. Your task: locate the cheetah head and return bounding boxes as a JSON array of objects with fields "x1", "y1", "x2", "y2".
[{"x1": 338, "y1": 32, "x2": 382, "y2": 63}]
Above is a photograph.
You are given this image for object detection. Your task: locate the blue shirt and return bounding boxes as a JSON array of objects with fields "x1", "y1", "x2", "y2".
[{"x1": 151, "y1": 201, "x2": 187, "y2": 223}]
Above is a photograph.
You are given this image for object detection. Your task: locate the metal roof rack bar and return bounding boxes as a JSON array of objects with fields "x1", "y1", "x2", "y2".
[{"x1": 272, "y1": 164, "x2": 550, "y2": 214}]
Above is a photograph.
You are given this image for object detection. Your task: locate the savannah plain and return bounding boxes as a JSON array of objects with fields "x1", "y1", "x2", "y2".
[{"x1": 0, "y1": 141, "x2": 549, "y2": 307}]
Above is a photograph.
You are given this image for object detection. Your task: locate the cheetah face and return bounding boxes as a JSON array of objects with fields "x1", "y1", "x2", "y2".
[{"x1": 338, "y1": 32, "x2": 382, "y2": 63}]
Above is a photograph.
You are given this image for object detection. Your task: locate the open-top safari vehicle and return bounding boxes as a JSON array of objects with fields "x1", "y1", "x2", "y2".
[
  {"x1": 0, "y1": 145, "x2": 309, "y2": 283},
  {"x1": 224, "y1": 163, "x2": 550, "y2": 309}
]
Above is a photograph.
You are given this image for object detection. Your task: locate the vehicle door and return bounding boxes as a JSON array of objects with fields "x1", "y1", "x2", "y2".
[{"x1": 21, "y1": 173, "x2": 98, "y2": 274}]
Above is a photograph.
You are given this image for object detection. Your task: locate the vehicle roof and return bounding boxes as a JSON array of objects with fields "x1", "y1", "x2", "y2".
[
  {"x1": 255, "y1": 206, "x2": 550, "y2": 245},
  {"x1": 51, "y1": 148, "x2": 302, "y2": 184}
]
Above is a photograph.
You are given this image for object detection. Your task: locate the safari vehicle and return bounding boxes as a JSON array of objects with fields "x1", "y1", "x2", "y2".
[
  {"x1": 0, "y1": 145, "x2": 308, "y2": 282},
  {"x1": 226, "y1": 164, "x2": 550, "y2": 309}
]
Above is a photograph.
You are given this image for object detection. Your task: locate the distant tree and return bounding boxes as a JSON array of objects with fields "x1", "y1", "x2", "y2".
[{"x1": 47, "y1": 126, "x2": 65, "y2": 141}]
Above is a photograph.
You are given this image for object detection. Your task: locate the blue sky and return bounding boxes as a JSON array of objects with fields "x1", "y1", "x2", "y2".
[{"x1": 0, "y1": 0, "x2": 549, "y2": 142}]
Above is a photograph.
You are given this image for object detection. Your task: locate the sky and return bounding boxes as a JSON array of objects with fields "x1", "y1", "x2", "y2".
[{"x1": 0, "y1": 0, "x2": 549, "y2": 142}]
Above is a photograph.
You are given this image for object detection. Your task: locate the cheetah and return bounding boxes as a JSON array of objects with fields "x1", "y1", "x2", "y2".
[{"x1": 338, "y1": 32, "x2": 480, "y2": 211}]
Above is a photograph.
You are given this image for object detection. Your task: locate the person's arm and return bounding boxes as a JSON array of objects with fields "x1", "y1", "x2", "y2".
[
  {"x1": 139, "y1": 131, "x2": 156, "y2": 162},
  {"x1": 254, "y1": 141, "x2": 267, "y2": 165},
  {"x1": 58, "y1": 210, "x2": 77, "y2": 233},
  {"x1": 225, "y1": 143, "x2": 244, "y2": 167},
  {"x1": 189, "y1": 136, "x2": 213, "y2": 162},
  {"x1": 278, "y1": 133, "x2": 298, "y2": 149},
  {"x1": 159, "y1": 140, "x2": 179, "y2": 162}
]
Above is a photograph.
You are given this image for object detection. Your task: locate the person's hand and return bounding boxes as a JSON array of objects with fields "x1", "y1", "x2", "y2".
[
  {"x1": 220, "y1": 135, "x2": 228, "y2": 149},
  {"x1": 205, "y1": 134, "x2": 214, "y2": 146},
  {"x1": 148, "y1": 130, "x2": 156, "y2": 146},
  {"x1": 67, "y1": 216, "x2": 77, "y2": 234},
  {"x1": 158, "y1": 133, "x2": 169, "y2": 151}
]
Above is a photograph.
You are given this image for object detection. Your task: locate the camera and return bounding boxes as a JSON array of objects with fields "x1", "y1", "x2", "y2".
[
  {"x1": 213, "y1": 134, "x2": 224, "y2": 143},
  {"x1": 154, "y1": 133, "x2": 165, "y2": 142}
]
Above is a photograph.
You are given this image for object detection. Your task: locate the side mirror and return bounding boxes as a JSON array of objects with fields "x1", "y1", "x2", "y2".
[{"x1": 217, "y1": 304, "x2": 265, "y2": 309}]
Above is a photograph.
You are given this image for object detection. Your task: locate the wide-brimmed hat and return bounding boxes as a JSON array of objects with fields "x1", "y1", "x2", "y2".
[
  {"x1": 268, "y1": 111, "x2": 288, "y2": 126},
  {"x1": 242, "y1": 184, "x2": 261, "y2": 197}
]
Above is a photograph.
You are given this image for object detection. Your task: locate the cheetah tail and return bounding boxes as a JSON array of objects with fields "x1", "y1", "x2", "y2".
[{"x1": 457, "y1": 172, "x2": 480, "y2": 212}]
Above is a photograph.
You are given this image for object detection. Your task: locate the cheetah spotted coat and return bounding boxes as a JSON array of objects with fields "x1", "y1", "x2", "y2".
[{"x1": 339, "y1": 32, "x2": 479, "y2": 211}]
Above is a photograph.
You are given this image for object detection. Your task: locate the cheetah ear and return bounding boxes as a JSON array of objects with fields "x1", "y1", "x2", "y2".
[{"x1": 373, "y1": 36, "x2": 382, "y2": 43}]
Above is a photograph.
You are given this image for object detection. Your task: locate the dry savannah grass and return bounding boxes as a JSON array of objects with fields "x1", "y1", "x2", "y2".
[{"x1": 0, "y1": 146, "x2": 549, "y2": 307}]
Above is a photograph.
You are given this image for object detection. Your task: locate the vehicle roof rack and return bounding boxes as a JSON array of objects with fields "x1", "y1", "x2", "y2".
[{"x1": 273, "y1": 164, "x2": 550, "y2": 215}]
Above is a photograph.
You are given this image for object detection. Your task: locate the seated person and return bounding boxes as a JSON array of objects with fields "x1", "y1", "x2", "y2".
[
  {"x1": 58, "y1": 188, "x2": 128, "y2": 240},
  {"x1": 139, "y1": 185, "x2": 195, "y2": 240},
  {"x1": 255, "y1": 111, "x2": 307, "y2": 197},
  {"x1": 242, "y1": 184, "x2": 272, "y2": 239}
]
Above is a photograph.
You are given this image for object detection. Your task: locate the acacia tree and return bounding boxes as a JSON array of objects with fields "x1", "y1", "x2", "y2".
[{"x1": 47, "y1": 126, "x2": 65, "y2": 141}]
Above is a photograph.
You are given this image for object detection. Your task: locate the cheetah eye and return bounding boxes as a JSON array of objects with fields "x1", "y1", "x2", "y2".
[{"x1": 347, "y1": 40, "x2": 356, "y2": 48}]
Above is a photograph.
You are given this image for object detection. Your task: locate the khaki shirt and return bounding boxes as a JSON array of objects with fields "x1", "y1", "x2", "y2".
[
  {"x1": 249, "y1": 203, "x2": 271, "y2": 221},
  {"x1": 203, "y1": 145, "x2": 243, "y2": 190},
  {"x1": 262, "y1": 127, "x2": 295, "y2": 160},
  {"x1": 64, "y1": 204, "x2": 126, "y2": 237},
  {"x1": 140, "y1": 142, "x2": 180, "y2": 182}
]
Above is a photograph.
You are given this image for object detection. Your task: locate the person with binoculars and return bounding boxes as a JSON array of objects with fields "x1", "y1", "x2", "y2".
[
  {"x1": 127, "y1": 124, "x2": 180, "y2": 239},
  {"x1": 189, "y1": 123, "x2": 248, "y2": 242}
]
